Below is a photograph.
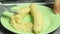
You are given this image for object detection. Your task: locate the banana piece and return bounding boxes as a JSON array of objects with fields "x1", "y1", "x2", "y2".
[{"x1": 30, "y1": 4, "x2": 44, "y2": 34}]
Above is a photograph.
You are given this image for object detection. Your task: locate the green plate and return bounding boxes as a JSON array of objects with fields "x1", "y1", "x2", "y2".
[{"x1": 1, "y1": 4, "x2": 60, "y2": 34}]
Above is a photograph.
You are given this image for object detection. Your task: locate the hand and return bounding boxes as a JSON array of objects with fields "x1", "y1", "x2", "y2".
[{"x1": 54, "y1": 0, "x2": 60, "y2": 15}]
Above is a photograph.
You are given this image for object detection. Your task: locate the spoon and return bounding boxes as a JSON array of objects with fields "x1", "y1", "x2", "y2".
[{"x1": 0, "y1": 2, "x2": 15, "y2": 16}]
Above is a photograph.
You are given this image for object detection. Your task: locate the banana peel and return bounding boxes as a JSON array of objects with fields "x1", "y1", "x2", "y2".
[{"x1": 10, "y1": 6, "x2": 33, "y2": 32}]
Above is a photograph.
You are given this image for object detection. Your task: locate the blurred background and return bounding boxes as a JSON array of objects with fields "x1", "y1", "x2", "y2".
[
  {"x1": 0, "y1": 0, "x2": 60, "y2": 34},
  {"x1": 0, "y1": 0, "x2": 54, "y2": 3}
]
